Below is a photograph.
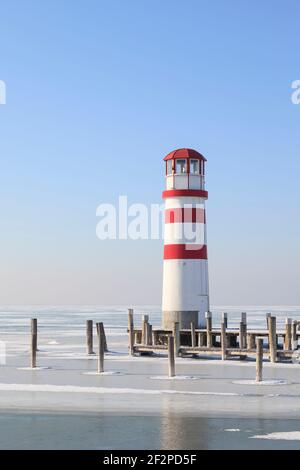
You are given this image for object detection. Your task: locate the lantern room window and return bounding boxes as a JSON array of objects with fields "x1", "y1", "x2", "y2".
[
  {"x1": 175, "y1": 159, "x2": 187, "y2": 174},
  {"x1": 167, "y1": 160, "x2": 173, "y2": 175},
  {"x1": 190, "y1": 159, "x2": 200, "y2": 174}
]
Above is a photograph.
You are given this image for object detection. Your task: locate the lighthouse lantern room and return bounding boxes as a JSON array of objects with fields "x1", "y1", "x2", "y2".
[{"x1": 162, "y1": 148, "x2": 209, "y2": 329}]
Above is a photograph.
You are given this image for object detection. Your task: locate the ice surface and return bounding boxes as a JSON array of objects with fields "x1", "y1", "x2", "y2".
[
  {"x1": 251, "y1": 431, "x2": 300, "y2": 441},
  {"x1": 0, "y1": 382, "x2": 241, "y2": 396},
  {"x1": 150, "y1": 376, "x2": 199, "y2": 380},
  {"x1": 0, "y1": 305, "x2": 299, "y2": 417},
  {"x1": 233, "y1": 380, "x2": 289, "y2": 386}
]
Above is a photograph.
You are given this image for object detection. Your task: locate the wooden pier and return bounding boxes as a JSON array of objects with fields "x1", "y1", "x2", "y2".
[{"x1": 128, "y1": 310, "x2": 300, "y2": 363}]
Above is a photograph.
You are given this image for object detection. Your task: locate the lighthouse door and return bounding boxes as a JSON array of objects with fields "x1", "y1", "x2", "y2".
[{"x1": 199, "y1": 296, "x2": 209, "y2": 328}]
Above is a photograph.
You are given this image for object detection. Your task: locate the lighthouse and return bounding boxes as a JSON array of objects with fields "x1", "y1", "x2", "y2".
[{"x1": 162, "y1": 148, "x2": 209, "y2": 329}]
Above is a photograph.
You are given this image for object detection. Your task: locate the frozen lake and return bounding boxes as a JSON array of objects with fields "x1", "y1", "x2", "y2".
[{"x1": 0, "y1": 305, "x2": 300, "y2": 449}]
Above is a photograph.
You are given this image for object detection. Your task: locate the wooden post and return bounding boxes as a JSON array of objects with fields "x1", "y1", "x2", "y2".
[
  {"x1": 148, "y1": 324, "x2": 153, "y2": 346},
  {"x1": 266, "y1": 312, "x2": 271, "y2": 330},
  {"x1": 222, "y1": 312, "x2": 228, "y2": 347},
  {"x1": 168, "y1": 335, "x2": 175, "y2": 377},
  {"x1": 206, "y1": 312, "x2": 212, "y2": 348},
  {"x1": 96, "y1": 322, "x2": 105, "y2": 373},
  {"x1": 222, "y1": 312, "x2": 228, "y2": 329},
  {"x1": 268, "y1": 316, "x2": 277, "y2": 363},
  {"x1": 173, "y1": 322, "x2": 180, "y2": 357},
  {"x1": 198, "y1": 332, "x2": 205, "y2": 347},
  {"x1": 32, "y1": 318, "x2": 38, "y2": 351},
  {"x1": 96, "y1": 322, "x2": 107, "y2": 351},
  {"x1": 86, "y1": 320, "x2": 94, "y2": 355},
  {"x1": 31, "y1": 318, "x2": 37, "y2": 369},
  {"x1": 191, "y1": 322, "x2": 196, "y2": 348},
  {"x1": 239, "y1": 323, "x2": 246, "y2": 349},
  {"x1": 247, "y1": 333, "x2": 256, "y2": 350},
  {"x1": 256, "y1": 337, "x2": 263, "y2": 382},
  {"x1": 142, "y1": 315, "x2": 149, "y2": 345},
  {"x1": 128, "y1": 309, "x2": 134, "y2": 356},
  {"x1": 239, "y1": 322, "x2": 243, "y2": 349},
  {"x1": 99, "y1": 322, "x2": 108, "y2": 352},
  {"x1": 134, "y1": 331, "x2": 139, "y2": 344},
  {"x1": 284, "y1": 318, "x2": 292, "y2": 351},
  {"x1": 221, "y1": 321, "x2": 227, "y2": 360},
  {"x1": 292, "y1": 320, "x2": 298, "y2": 350},
  {"x1": 239, "y1": 312, "x2": 247, "y2": 349}
]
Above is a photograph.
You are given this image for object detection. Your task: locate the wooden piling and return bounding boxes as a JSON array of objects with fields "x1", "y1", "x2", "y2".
[
  {"x1": 173, "y1": 322, "x2": 180, "y2": 357},
  {"x1": 206, "y1": 312, "x2": 212, "y2": 348},
  {"x1": 221, "y1": 321, "x2": 227, "y2": 360},
  {"x1": 247, "y1": 333, "x2": 256, "y2": 350},
  {"x1": 168, "y1": 335, "x2": 175, "y2": 377},
  {"x1": 191, "y1": 322, "x2": 196, "y2": 348},
  {"x1": 198, "y1": 332, "x2": 205, "y2": 347},
  {"x1": 239, "y1": 322, "x2": 244, "y2": 349},
  {"x1": 32, "y1": 318, "x2": 38, "y2": 351},
  {"x1": 266, "y1": 312, "x2": 271, "y2": 330},
  {"x1": 239, "y1": 323, "x2": 246, "y2": 349},
  {"x1": 128, "y1": 309, "x2": 134, "y2": 356},
  {"x1": 268, "y1": 316, "x2": 277, "y2": 363},
  {"x1": 148, "y1": 324, "x2": 153, "y2": 346},
  {"x1": 256, "y1": 337, "x2": 263, "y2": 382},
  {"x1": 31, "y1": 318, "x2": 37, "y2": 369},
  {"x1": 134, "y1": 331, "x2": 139, "y2": 345},
  {"x1": 152, "y1": 330, "x2": 158, "y2": 346},
  {"x1": 100, "y1": 323, "x2": 108, "y2": 352},
  {"x1": 142, "y1": 315, "x2": 149, "y2": 345},
  {"x1": 99, "y1": 322, "x2": 108, "y2": 352},
  {"x1": 86, "y1": 320, "x2": 94, "y2": 355},
  {"x1": 239, "y1": 312, "x2": 247, "y2": 349},
  {"x1": 222, "y1": 312, "x2": 228, "y2": 329},
  {"x1": 284, "y1": 318, "x2": 292, "y2": 351},
  {"x1": 96, "y1": 322, "x2": 105, "y2": 373},
  {"x1": 292, "y1": 320, "x2": 298, "y2": 350}
]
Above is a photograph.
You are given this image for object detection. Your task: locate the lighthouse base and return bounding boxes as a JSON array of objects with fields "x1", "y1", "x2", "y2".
[{"x1": 162, "y1": 311, "x2": 199, "y2": 330}]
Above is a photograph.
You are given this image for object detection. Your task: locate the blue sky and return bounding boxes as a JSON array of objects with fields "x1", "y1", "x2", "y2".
[{"x1": 0, "y1": 0, "x2": 299, "y2": 305}]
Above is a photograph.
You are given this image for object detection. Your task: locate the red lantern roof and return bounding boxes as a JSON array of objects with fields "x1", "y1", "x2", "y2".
[{"x1": 164, "y1": 148, "x2": 207, "y2": 162}]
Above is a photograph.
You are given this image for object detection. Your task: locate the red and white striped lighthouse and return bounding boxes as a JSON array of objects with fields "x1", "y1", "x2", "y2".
[{"x1": 162, "y1": 148, "x2": 209, "y2": 329}]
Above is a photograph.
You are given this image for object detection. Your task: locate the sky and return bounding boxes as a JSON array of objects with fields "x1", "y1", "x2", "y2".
[{"x1": 0, "y1": 0, "x2": 299, "y2": 306}]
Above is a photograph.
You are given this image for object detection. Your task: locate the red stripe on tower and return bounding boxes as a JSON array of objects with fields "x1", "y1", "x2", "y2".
[
  {"x1": 165, "y1": 208, "x2": 206, "y2": 224},
  {"x1": 164, "y1": 244, "x2": 208, "y2": 260},
  {"x1": 163, "y1": 189, "x2": 208, "y2": 199}
]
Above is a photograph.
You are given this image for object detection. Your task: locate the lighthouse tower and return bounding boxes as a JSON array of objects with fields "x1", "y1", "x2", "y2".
[{"x1": 162, "y1": 148, "x2": 209, "y2": 329}]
